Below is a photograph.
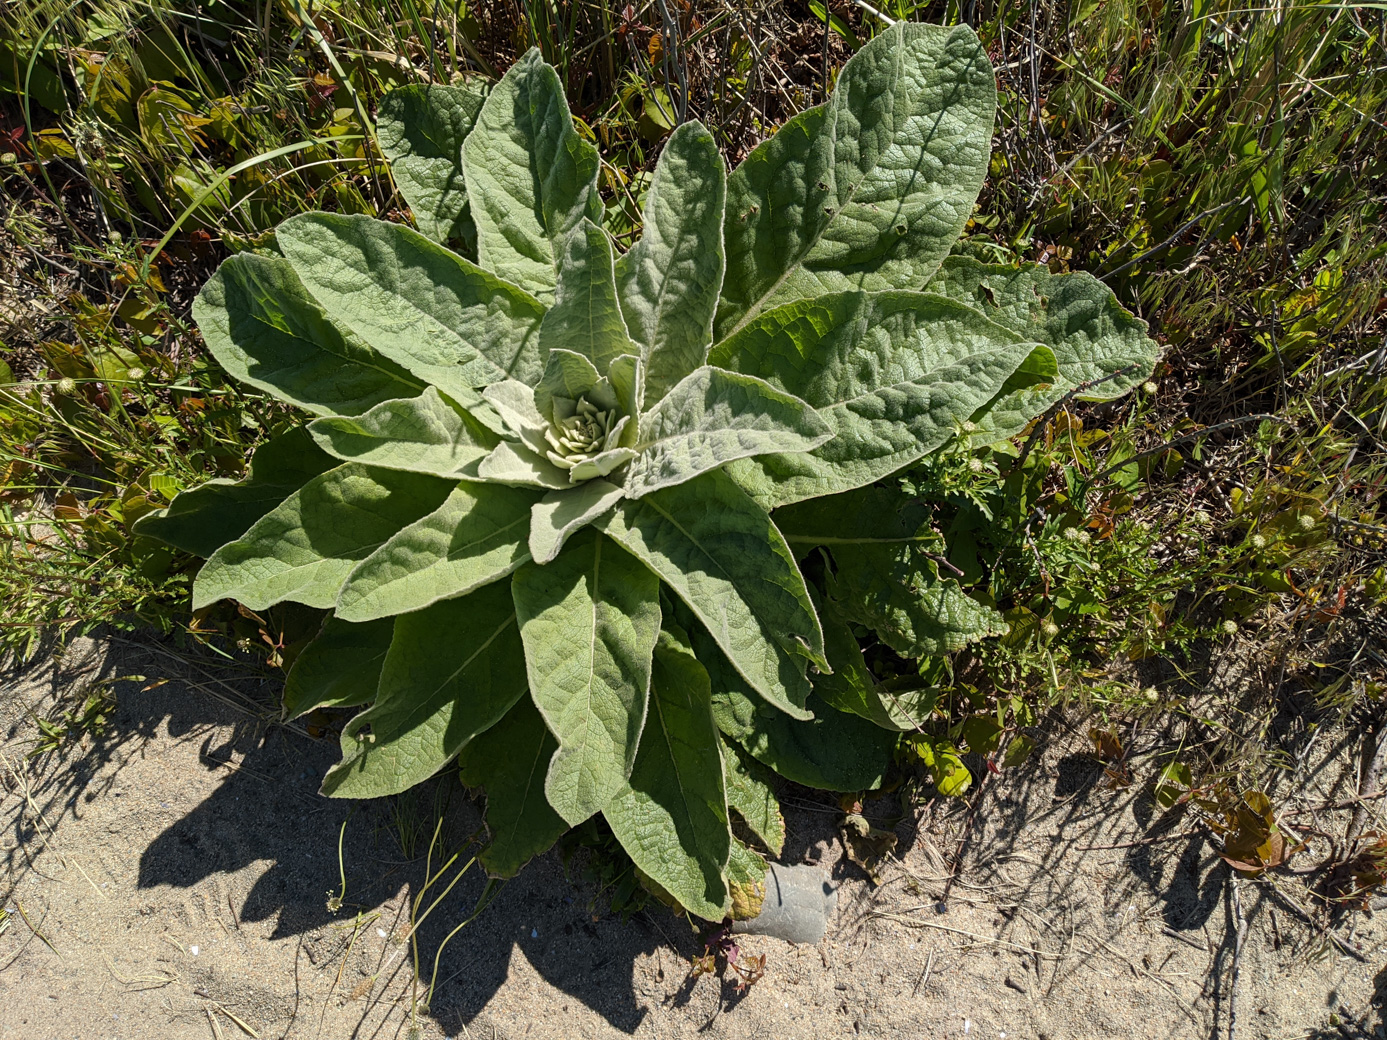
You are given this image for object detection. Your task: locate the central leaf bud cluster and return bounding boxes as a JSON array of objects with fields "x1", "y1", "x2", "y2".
[{"x1": 545, "y1": 396, "x2": 620, "y2": 470}]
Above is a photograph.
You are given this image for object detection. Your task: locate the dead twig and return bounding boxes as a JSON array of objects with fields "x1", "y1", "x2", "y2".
[
  {"x1": 1076, "y1": 828, "x2": 1201, "y2": 851},
  {"x1": 1228, "y1": 877, "x2": 1246, "y2": 1040},
  {"x1": 912, "y1": 948, "x2": 936, "y2": 996},
  {"x1": 1347, "y1": 724, "x2": 1387, "y2": 852},
  {"x1": 869, "y1": 911, "x2": 1060, "y2": 959}
]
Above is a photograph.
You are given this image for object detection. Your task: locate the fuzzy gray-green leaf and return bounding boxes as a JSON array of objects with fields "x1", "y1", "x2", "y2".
[
  {"x1": 716, "y1": 22, "x2": 995, "y2": 339},
  {"x1": 616, "y1": 121, "x2": 726, "y2": 405},
  {"x1": 697, "y1": 625, "x2": 895, "y2": 792},
  {"x1": 377, "y1": 81, "x2": 488, "y2": 248},
  {"x1": 529, "y1": 479, "x2": 625, "y2": 564},
  {"x1": 194, "y1": 252, "x2": 423, "y2": 417},
  {"x1": 783, "y1": 486, "x2": 1008, "y2": 658},
  {"x1": 814, "y1": 601, "x2": 937, "y2": 731},
  {"x1": 336, "y1": 481, "x2": 536, "y2": 622},
  {"x1": 192, "y1": 464, "x2": 454, "y2": 611},
  {"x1": 624, "y1": 366, "x2": 832, "y2": 497},
  {"x1": 512, "y1": 529, "x2": 662, "y2": 826},
  {"x1": 602, "y1": 626, "x2": 730, "y2": 921},
  {"x1": 282, "y1": 615, "x2": 394, "y2": 719},
  {"x1": 277, "y1": 212, "x2": 548, "y2": 394},
  {"x1": 134, "y1": 428, "x2": 335, "y2": 558},
  {"x1": 723, "y1": 739, "x2": 785, "y2": 856},
  {"x1": 477, "y1": 439, "x2": 572, "y2": 489},
  {"x1": 925, "y1": 255, "x2": 1160, "y2": 440},
  {"x1": 307, "y1": 386, "x2": 499, "y2": 478},
  {"x1": 458, "y1": 696, "x2": 569, "y2": 878},
  {"x1": 461, "y1": 48, "x2": 601, "y2": 301},
  {"x1": 597, "y1": 468, "x2": 823, "y2": 719},
  {"x1": 323, "y1": 584, "x2": 528, "y2": 798},
  {"x1": 712, "y1": 291, "x2": 1045, "y2": 508},
  {"x1": 540, "y1": 220, "x2": 635, "y2": 375}
]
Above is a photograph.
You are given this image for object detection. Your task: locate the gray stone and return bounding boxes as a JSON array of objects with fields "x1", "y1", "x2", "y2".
[{"x1": 731, "y1": 863, "x2": 836, "y2": 944}]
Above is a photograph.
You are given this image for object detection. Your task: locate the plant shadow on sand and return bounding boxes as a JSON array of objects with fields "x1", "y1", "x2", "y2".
[
  {"x1": 4, "y1": 630, "x2": 1386, "y2": 1038},
  {"x1": 2, "y1": 631, "x2": 698, "y2": 1035}
]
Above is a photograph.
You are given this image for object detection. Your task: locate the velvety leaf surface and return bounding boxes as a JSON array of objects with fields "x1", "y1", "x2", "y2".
[
  {"x1": 336, "y1": 481, "x2": 535, "y2": 621},
  {"x1": 194, "y1": 252, "x2": 422, "y2": 416},
  {"x1": 477, "y1": 439, "x2": 572, "y2": 489},
  {"x1": 322, "y1": 584, "x2": 528, "y2": 798},
  {"x1": 529, "y1": 479, "x2": 625, "y2": 564},
  {"x1": 712, "y1": 291, "x2": 1044, "y2": 507},
  {"x1": 716, "y1": 22, "x2": 995, "y2": 339},
  {"x1": 624, "y1": 367, "x2": 832, "y2": 497},
  {"x1": 512, "y1": 529, "x2": 662, "y2": 826},
  {"x1": 615, "y1": 121, "x2": 726, "y2": 405},
  {"x1": 307, "y1": 386, "x2": 499, "y2": 478},
  {"x1": 602, "y1": 627, "x2": 730, "y2": 921},
  {"x1": 596, "y1": 468, "x2": 823, "y2": 719},
  {"x1": 925, "y1": 255, "x2": 1161, "y2": 439},
  {"x1": 192, "y1": 464, "x2": 454, "y2": 611},
  {"x1": 277, "y1": 212, "x2": 548, "y2": 395},
  {"x1": 377, "y1": 82, "x2": 488, "y2": 247},
  {"x1": 458, "y1": 696, "x2": 569, "y2": 878},
  {"x1": 539, "y1": 220, "x2": 634, "y2": 375},
  {"x1": 282, "y1": 615, "x2": 394, "y2": 719},
  {"x1": 723, "y1": 739, "x2": 785, "y2": 856},
  {"x1": 483, "y1": 379, "x2": 550, "y2": 454},
  {"x1": 134, "y1": 428, "x2": 334, "y2": 558},
  {"x1": 461, "y1": 48, "x2": 601, "y2": 301},
  {"x1": 698, "y1": 626, "x2": 894, "y2": 792},
  {"x1": 532, "y1": 348, "x2": 602, "y2": 421}
]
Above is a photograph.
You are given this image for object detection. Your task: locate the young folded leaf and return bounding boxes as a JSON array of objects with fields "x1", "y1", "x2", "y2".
[
  {"x1": 512, "y1": 529, "x2": 662, "y2": 826},
  {"x1": 615, "y1": 120, "x2": 727, "y2": 406}
]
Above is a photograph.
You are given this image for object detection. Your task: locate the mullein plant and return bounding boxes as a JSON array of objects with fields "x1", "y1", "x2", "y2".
[{"x1": 139, "y1": 24, "x2": 1157, "y2": 919}]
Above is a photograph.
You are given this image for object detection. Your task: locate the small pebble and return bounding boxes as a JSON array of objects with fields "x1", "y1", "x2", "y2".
[
  {"x1": 190, "y1": 945, "x2": 199, "y2": 956},
  {"x1": 376, "y1": 928, "x2": 387, "y2": 938},
  {"x1": 531, "y1": 928, "x2": 539, "y2": 938}
]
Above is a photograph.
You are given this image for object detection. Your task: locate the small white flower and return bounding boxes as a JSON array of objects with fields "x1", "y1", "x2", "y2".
[
  {"x1": 1298, "y1": 514, "x2": 1316, "y2": 531},
  {"x1": 1063, "y1": 527, "x2": 1081, "y2": 542},
  {"x1": 967, "y1": 457, "x2": 984, "y2": 473},
  {"x1": 1250, "y1": 533, "x2": 1268, "y2": 550},
  {"x1": 56, "y1": 377, "x2": 77, "y2": 395},
  {"x1": 1142, "y1": 381, "x2": 1158, "y2": 395},
  {"x1": 1221, "y1": 619, "x2": 1238, "y2": 636},
  {"x1": 1041, "y1": 621, "x2": 1060, "y2": 639},
  {"x1": 1075, "y1": 529, "x2": 1091, "y2": 545},
  {"x1": 960, "y1": 420, "x2": 977, "y2": 434},
  {"x1": 1143, "y1": 687, "x2": 1159, "y2": 702}
]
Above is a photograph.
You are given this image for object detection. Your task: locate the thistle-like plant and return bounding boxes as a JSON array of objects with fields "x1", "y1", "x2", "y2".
[{"x1": 138, "y1": 24, "x2": 1157, "y2": 920}]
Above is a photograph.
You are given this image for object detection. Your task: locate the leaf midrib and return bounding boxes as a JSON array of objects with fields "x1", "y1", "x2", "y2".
[
  {"x1": 238, "y1": 298, "x2": 425, "y2": 395},
  {"x1": 371, "y1": 612, "x2": 520, "y2": 739},
  {"x1": 651, "y1": 682, "x2": 708, "y2": 891},
  {"x1": 498, "y1": 724, "x2": 554, "y2": 857},
  {"x1": 723, "y1": 24, "x2": 907, "y2": 340}
]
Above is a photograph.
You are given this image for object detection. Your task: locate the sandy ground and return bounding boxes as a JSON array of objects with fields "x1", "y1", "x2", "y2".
[{"x1": 2, "y1": 634, "x2": 1385, "y2": 1040}]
